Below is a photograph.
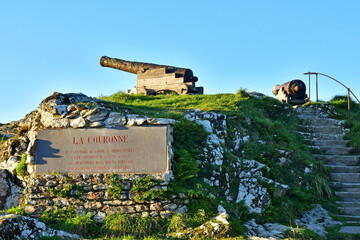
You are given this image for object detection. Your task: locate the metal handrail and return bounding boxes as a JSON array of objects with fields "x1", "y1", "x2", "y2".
[{"x1": 303, "y1": 72, "x2": 360, "y2": 126}]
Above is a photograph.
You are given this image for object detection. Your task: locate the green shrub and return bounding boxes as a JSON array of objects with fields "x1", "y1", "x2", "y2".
[
  {"x1": 130, "y1": 176, "x2": 168, "y2": 202},
  {"x1": 16, "y1": 154, "x2": 28, "y2": 177},
  {"x1": 310, "y1": 176, "x2": 333, "y2": 200},
  {"x1": 284, "y1": 226, "x2": 323, "y2": 240},
  {"x1": 172, "y1": 120, "x2": 207, "y2": 189},
  {"x1": 167, "y1": 213, "x2": 187, "y2": 233},
  {"x1": 131, "y1": 176, "x2": 155, "y2": 193}
]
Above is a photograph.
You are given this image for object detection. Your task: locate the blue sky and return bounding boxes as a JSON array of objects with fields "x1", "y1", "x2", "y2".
[{"x1": 1, "y1": 1, "x2": 359, "y2": 123}]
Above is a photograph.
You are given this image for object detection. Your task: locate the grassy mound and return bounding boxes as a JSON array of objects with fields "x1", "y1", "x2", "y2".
[{"x1": 5, "y1": 91, "x2": 357, "y2": 239}]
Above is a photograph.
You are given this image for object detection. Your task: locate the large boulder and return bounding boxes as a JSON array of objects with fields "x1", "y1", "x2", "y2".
[
  {"x1": 0, "y1": 169, "x2": 23, "y2": 210},
  {"x1": 0, "y1": 169, "x2": 10, "y2": 209},
  {"x1": 0, "y1": 214, "x2": 82, "y2": 240}
]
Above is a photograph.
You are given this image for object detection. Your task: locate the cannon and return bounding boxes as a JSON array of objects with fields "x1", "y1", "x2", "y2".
[
  {"x1": 100, "y1": 56, "x2": 203, "y2": 95},
  {"x1": 272, "y1": 80, "x2": 307, "y2": 104}
]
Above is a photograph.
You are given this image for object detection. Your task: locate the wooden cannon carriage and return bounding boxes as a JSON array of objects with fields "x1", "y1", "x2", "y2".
[{"x1": 100, "y1": 56, "x2": 203, "y2": 95}]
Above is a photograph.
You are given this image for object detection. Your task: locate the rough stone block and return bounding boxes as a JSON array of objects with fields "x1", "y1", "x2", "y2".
[
  {"x1": 150, "y1": 203, "x2": 163, "y2": 211},
  {"x1": 135, "y1": 204, "x2": 149, "y2": 212}
]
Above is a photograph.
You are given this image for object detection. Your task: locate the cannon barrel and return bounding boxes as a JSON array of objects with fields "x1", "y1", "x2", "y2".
[
  {"x1": 100, "y1": 56, "x2": 202, "y2": 95},
  {"x1": 272, "y1": 80, "x2": 306, "y2": 97},
  {"x1": 272, "y1": 80, "x2": 307, "y2": 104},
  {"x1": 100, "y1": 56, "x2": 196, "y2": 82}
]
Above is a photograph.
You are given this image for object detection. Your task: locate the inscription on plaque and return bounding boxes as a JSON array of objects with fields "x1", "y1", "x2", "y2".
[{"x1": 35, "y1": 126, "x2": 168, "y2": 174}]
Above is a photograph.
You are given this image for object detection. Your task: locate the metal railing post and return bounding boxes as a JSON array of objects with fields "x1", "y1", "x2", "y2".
[
  {"x1": 348, "y1": 88, "x2": 351, "y2": 126},
  {"x1": 303, "y1": 72, "x2": 360, "y2": 128},
  {"x1": 316, "y1": 73, "x2": 319, "y2": 102},
  {"x1": 308, "y1": 73, "x2": 311, "y2": 103}
]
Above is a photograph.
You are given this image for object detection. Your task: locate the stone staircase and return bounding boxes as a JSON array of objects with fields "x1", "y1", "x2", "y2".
[{"x1": 296, "y1": 106, "x2": 360, "y2": 234}]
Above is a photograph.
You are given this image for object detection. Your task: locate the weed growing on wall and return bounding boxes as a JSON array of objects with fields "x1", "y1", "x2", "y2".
[
  {"x1": 0, "y1": 135, "x2": 6, "y2": 151},
  {"x1": 16, "y1": 154, "x2": 28, "y2": 177},
  {"x1": 106, "y1": 174, "x2": 123, "y2": 199},
  {"x1": 130, "y1": 176, "x2": 168, "y2": 202},
  {"x1": 48, "y1": 184, "x2": 83, "y2": 198}
]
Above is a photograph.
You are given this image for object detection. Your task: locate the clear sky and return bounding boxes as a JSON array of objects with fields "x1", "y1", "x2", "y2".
[{"x1": 1, "y1": 1, "x2": 359, "y2": 123}]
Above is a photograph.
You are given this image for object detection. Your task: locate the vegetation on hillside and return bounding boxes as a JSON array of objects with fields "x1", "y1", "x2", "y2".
[
  {"x1": 98, "y1": 91, "x2": 334, "y2": 239},
  {"x1": 4, "y1": 91, "x2": 360, "y2": 239}
]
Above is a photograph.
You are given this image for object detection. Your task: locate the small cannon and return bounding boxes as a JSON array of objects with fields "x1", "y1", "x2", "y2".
[
  {"x1": 100, "y1": 56, "x2": 203, "y2": 95},
  {"x1": 272, "y1": 80, "x2": 307, "y2": 104}
]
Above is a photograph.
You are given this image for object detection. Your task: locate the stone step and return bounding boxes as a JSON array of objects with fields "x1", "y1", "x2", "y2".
[
  {"x1": 344, "y1": 221, "x2": 360, "y2": 225},
  {"x1": 335, "y1": 214, "x2": 360, "y2": 221},
  {"x1": 328, "y1": 166, "x2": 360, "y2": 173},
  {"x1": 339, "y1": 226, "x2": 360, "y2": 234},
  {"x1": 339, "y1": 207, "x2": 360, "y2": 215},
  {"x1": 309, "y1": 145, "x2": 352, "y2": 155},
  {"x1": 299, "y1": 117, "x2": 344, "y2": 127},
  {"x1": 301, "y1": 125, "x2": 347, "y2": 134},
  {"x1": 332, "y1": 173, "x2": 360, "y2": 183},
  {"x1": 297, "y1": 132, "x2": 346, "y2": 140},
  {"x1": 314, "y1": 154, "x2": 360, "y2": 165},
  {"x1": 337, "y1": 201, "x2": 360, "y2": 208},
  {"x1": 336, "y1": 191, "x2": 360, "y2": 200},
  {"x1": 332, "y1": 182, "x2": 360, "y2": 192},
  {"x1": 311, "y1": 139, "x2": 350, "y2": 147},
  {"x1": 296, "y1": 111, "x2": 328, "y2": 118}
]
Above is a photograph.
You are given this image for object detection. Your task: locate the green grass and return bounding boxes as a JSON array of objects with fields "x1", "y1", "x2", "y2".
[
  {"x1": 39, "y1": 207, "x2": 229, "y2": 239},
  {"x1": 101, "y1": 90, "x2": 250, "y2": 114},
  {"x1": 40, "y1": 208, "x2": 101, "y2": 237}
]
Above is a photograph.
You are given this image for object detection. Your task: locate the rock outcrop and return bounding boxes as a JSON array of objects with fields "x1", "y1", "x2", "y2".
[
  {"x1": 168, "y1": 211, "x2": 230, "y2": 239},
  {"x1": 0, "y1": 169, "x2": 23, "y2": 210},
  {"x1": 185, "y1": 111, "x2": 289, "y2": 214},
  {"x1": 0, "y1": 214, "x2": 82, "y2": 240}
]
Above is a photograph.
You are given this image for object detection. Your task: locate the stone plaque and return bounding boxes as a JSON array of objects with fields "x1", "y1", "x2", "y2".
[{"x1": 35, "y1": 126, "x2": 168, "y2": 174}]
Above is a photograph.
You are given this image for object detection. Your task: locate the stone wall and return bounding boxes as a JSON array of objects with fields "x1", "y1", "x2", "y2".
[
  {"x1": 0, "y1": 92, "x2": 187, "y2": 219},
  {"x1": 25, "y1": 173, "x2": 187, "y2": 221}
]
